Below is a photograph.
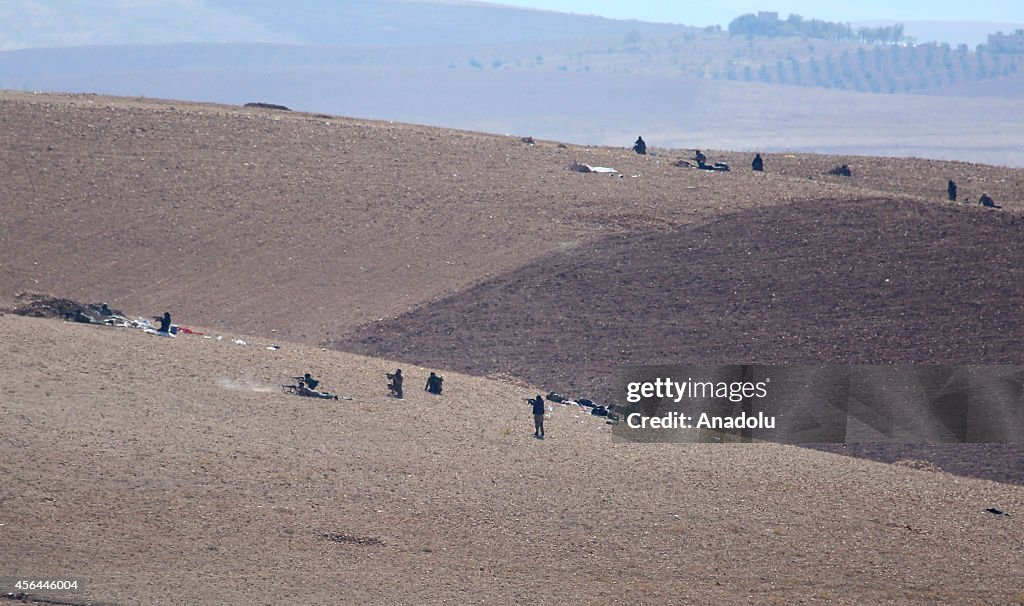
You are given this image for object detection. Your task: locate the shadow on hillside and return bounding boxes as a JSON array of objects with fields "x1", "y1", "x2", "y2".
[{"x1": 329, "y1": 197, "x2": 1024, "y2": 483}]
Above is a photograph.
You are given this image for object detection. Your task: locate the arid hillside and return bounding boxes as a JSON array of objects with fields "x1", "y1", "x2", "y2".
[
  {"x1": 2, "y1": 313, "x2": 1022, "y2": 604},
  {"x1": 2, "y1": 91, "x2": 1021, "y2": 345},
  {"x1": 333, "y1": 197, "x2": 1024, "y2": 399},
  {"x1": 3, "y1": 92, "x2": 1023, "y2": 459},
  {"x1": 2, "y1": 91, "x2": 1024, "y2": 604}
]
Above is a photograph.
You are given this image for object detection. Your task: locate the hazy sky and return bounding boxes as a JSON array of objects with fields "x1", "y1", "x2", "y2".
[{"x1": 484, "y1": 1, "x2": 1024, "y2": 27}]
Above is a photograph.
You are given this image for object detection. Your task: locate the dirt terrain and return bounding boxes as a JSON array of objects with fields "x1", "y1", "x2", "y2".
[
  {"x1": 2, "y1": 314, "x2": 1023, "y2": 605},
  {"x1": 1, "y1": 92, "x2": 1023, "y2": 604},
  {"x1": 2, "y1": 91, "x2": 1021, "y2": 344},
  {"x1": 334, "y1": 197, "x2": 1024, "y2": 398}
]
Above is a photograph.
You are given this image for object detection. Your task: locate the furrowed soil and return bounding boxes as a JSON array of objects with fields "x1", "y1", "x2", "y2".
[
  {"x1": 2, "y1": 314, "x2": 1022, "y2": 605},
  {"x1": 2, "y1": 91, "x2": 1023, "y2": 604}
]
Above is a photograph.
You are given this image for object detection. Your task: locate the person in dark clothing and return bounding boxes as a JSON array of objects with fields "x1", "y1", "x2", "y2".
[
  {"x1": 387, "y1": 369, "x2": 404, "y2": 399},
  {"x1": 296, "y1": 379, "x2": 339, "y2": 400},
  {"x1": 302, "y1": 373, "x2": 319, "y2": 390},
  {"x1": 979, "y1": 193, "x2": 1001, "y2": 209},
  {"x1": 694, "y1": 149, "x2": 707, "y2": 168},
  {"x1": 526, "y1": 395, "x2": 546, "y2": 438},
  {"x1": 752, "y1": 153, "x2": 764, "y2": 172},
  {"x1": 947, "y1": 179, "x2": 957, "y2": 202},
  {"x1": 424, "y1": 372, "x2": 443, "y2": 395},
  {"x1": 157, "y1": 312, "x2": 171, "y2": 333},
  {"x1": 633, "y1": 136, "x2": 647, "y2": 155}
]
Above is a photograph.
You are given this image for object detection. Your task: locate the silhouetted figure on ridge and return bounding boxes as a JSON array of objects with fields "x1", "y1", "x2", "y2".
[
  {"x1": 947, "y1": 179, "x2": 957, "y2": 202},
  {"x1": 633, "y1": 136, "x2": 647, "y2": 155},
  {"x1": 752, "y1": 153, "x2": 764, "y2": 172}
]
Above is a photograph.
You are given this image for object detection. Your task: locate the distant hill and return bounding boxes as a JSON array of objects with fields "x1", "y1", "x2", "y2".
[
  {"x1": 0, "y1": 0, "x2": 690, "y2": 50},
  {"x1": 2, "y1": 1, "x2": 1024, "y2": 165},
  {"x1": 3, "y1": 43, "x2": 1023, "y2": 167}
]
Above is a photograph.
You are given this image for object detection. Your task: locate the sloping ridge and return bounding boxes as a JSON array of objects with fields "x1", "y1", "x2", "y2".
[
  {"x1": 3, "y1": 92, "x2": 1023, "y2": 485},
  {"x1": 3, "y1": 312, "x2": 1024, "y2": 604},
  {"x1": 334, "y1": 197, "x2": 1024, "y2": 395},
  {"x1": 3, "y1": 93, "x2": 1024, "y2": 602},
  {"x1": 331, "y1": 197, "x2": 1024, "y2": 482},
  {"x1": 2, "y1": 91, "x2": 916, "y2": 344}
]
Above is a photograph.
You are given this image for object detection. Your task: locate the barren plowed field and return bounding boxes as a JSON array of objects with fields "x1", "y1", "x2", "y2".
[
  {"x1": 2, "y1": 92, "x2": 1023, "y2": 604},
  {"x1": 334, "y1": 197, "x2": 1024, "y2": 396}
]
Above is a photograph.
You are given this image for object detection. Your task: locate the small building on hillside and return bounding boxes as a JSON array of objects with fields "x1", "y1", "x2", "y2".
[{"x1": 985, "y1": 30, "x2": 1024, "y2": 54}]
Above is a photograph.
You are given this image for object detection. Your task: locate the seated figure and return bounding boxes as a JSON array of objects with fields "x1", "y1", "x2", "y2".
[
  {"x1": 425, "y1": 372, "x2": 444, "y2": 395},
  {"x1": 633, "y1": 136, "x2": 647, "y2": 155}
]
